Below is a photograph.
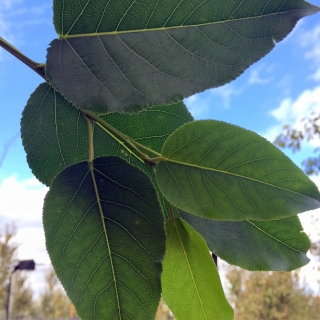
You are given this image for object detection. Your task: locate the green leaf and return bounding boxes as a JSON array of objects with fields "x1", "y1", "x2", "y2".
[
  {"x1": 47, "y1": 0, "x2": 319, "y2": 112},
  {"x1": 181, "y1": 211, "x2": 311, "y2": 271},
  {"x1": 21, "y1": 82, "x2": 192, "y2": 186},
  {"x1": 156, "y1": 120, "x2": 320, "y2": 221},
  {"x1": 162, "y1": 218, "x2": 233, "y2": 320},
  {"x1": 43, "y1": 156, "x2": 166, "y2": 319}
]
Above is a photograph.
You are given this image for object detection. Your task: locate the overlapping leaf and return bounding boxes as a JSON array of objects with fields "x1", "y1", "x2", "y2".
[
  {"x1": 181, "y1": 211, "x2": 311, "y2": 271},
  {"x1": 162, "y1": 218, "x2": 233, "y2": 320},
  {"x1": 46, "y1": 0, "x2": 319, "y2": 112},
  {"x1": 21, "y1": 82, "x2": 192, "y2": 187},
  {"x1": 156, "y1": 120, "x2": 320, "y2": 221},
  {"x1": 43, "y1": 156, "x2": 165, "y2": 319}
]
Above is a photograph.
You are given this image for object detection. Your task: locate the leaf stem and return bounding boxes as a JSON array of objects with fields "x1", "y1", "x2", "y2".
[
  {"x1": 0, "y1": 37, "x2": 46, "y2": 79},
  {"x1": 83, "y1": 113, "x2": 94, "y2": 166},
  {"x1": 94, "y1": 122, "x2": 145, "y2": 164},
  {"x1": 84, "y1": 110, "x2": 162, "y2": 165}
]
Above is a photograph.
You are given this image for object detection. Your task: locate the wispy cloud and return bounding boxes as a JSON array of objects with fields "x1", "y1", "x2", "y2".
[
  {"x1": 0, "y1": 1, "x2": 52, "y2": 61},
  {"x1": 248, "y1": 64, "x2": 275, "y2": 85},
  {"x1": 185, "y1": 84, "x2": 240, "y2": 119},
  {"x1": 209, "y1": 83, "x2": 241, "y2": 109},
  {"x1": 262, "y1": 85, "x2": 320, "y2": 147},
  {"x1": 0, "y1": 132, "x2": 19, "y2": 169},
  {"x1": 299, "y1": 23, "x2": 320, "y2": 81}
]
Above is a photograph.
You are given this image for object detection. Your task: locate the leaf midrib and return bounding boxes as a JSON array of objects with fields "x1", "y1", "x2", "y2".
[
  {"x1": 247, "y1": 220, "x2": 305, "y2": 253},
  {"x1": 90, "y1": 165, "x2": 122, "y2": 320},
  {"x1": 174, "y1": 220, "x2": 208, "y2": 320},
  {"x1": 60, "y1": 9, "x2": 304, "y2": 38},
  {"x1": 162, "y1": 158, "x2": 320, "y2": 203}
]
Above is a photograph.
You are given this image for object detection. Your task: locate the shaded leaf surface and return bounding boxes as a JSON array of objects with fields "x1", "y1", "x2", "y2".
[
  {"x1": 156, "y1": 120, "x2": 320, "y2": 221},
  {"x1": 162, "y1": 218, "x2": 233, "y2": 320},
  {"x1": 47, "y1": 0, "x2": 319, "y2": 112},
  {"x1": 181, "y1": 211, "x2": 311, "y2": 271},
  {"x1": 43, "y1": 156, "x2": 165, "y2": 319},
  {"x1": 21, "y1": 82, "x2": 192, "y2": 187}
]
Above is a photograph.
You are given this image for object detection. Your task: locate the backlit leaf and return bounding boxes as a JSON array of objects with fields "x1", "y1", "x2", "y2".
[
  {"x1": 182, "y1": 211, "x2": 311, "y2": 271},
  {"x1": 156, "y1": 120, "x2": 320, "y2": 221},
  {"x1": 43, "y1": 156, "x2": 166, "y2": 319},
  {"x1": 46, "y1": 0, "x2": 319, "y2": 112},
  {"x1": 162, "y1": 218, "x2": 233, "y2": 320},
  {"x1": 21, "y1": 82, "x2": 192, "y2": 186}
]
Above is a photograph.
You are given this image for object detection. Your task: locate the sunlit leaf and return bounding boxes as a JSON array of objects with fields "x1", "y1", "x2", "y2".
[
  {"x1": 156, "y1": 120, "x2": 320, "y2": 221},
  {"x1": 43, "y1": 156, "x2": 166, "y2": 319},
  {"x1": 162, "y1": 218, "x2": 233, "y2": 320},
  {"x1": 182, "y1": 211, "x2": 311, "y2": 271},
  {"x1": 46, "y1": 0, "x2": 319, "y2": 112}
]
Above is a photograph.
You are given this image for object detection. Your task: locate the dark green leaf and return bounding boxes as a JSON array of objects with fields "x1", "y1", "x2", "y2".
[
  {"x1": 47, "y1": 0, "x2": 319, "y2": 112},
  {"x1": 21, "y1": 82, "x2": 192, "y2": 186},
  {"x1": 156, "y1": 120, "x2": 320, "y2": 221},
  {"x1": 182, "y1": 211, "x2": 311, "y2": 271},
  {"x1": 43, "y1": 156, "x2": 165, "y2": 319},
  {"x1": 162, "y1": 218, "x2": 233, "y2": 320}
]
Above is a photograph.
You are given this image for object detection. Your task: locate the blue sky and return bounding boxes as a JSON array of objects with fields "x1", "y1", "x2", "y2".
[{"x1": 1, "y1": 0, "x2": 320, "y2": 294}]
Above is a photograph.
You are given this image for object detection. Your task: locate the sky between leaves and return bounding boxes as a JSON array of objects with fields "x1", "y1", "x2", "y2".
[{"x1": 0, "y1": 0, "x2": 320, "y2": 295}]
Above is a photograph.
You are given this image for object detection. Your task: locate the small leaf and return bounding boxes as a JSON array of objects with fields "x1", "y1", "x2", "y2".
[
  {"x1": 43, "y1": 156, "x2": 166, "y2": 319},
  {"x1": 162, "y1": 218, "x2": 233, "y2": 320},
  {"x1": 156, "y1": 120, "x2": 320, "y2": 221},
  {"x1": 21, "y1": 82, "x2": 192, "y2": 186},
  {"x1": 182, "y1": 211, "x2": 311, "y2": 271},
  {"x1": 47, "y1": 0, "x2": 319, "y2": 112}
]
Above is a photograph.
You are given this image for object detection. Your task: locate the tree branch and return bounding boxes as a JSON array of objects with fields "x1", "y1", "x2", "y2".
[{"x1": 0, "y1": 37, "x2": 46, "y2": 80}]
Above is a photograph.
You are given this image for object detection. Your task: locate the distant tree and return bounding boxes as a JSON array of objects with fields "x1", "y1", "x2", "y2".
[
  {"x1": 0, "y1": 223, "x2": 35, "y2": 317},
  {"x1": 0, "y1": 223, "x2": 18, "y2": 310},
  {"x1": 225, "y1": 265, "x2": 320, "y2": 320},
  {"x1": 11, "y1": 271, "x2": 36, "y2": 318},
  {"x1": 39, "y1": 266, "x2": 72, "y2": 319},
  {"x1": 274, "y1": 112, "x2": 320, "y2": 175}
]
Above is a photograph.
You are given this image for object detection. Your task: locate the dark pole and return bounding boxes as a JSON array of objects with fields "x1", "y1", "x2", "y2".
[{"x1": 6, "y1": 260, "x2": 35, "y2": 320}]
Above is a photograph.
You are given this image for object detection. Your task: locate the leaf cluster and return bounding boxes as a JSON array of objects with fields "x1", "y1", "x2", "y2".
[{"x1": 1, "y1": 0, "x2": 320, "y2": 319}]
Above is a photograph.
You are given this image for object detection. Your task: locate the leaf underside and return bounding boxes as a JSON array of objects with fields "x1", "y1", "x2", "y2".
[
  {"x1": 47, "y1": 0, "x2": 319, "y2": 112},
  {"x1": 21, "y1": 82, "x2": 193, "y2": 219},
  {"x1": 21, "y1": 83, "x2": 193, "y2": 186},
  {"x1": 181, "y1": 211, "x2": 311, "y2": 271},
  {"x1": 162, "y1": 218, "x2": 233, "y2": 320},
  {"x1": 43, "y1": 156, "x2": 166, "y2": 319},
  {"x1": 156, "y1": 120, "x2": 320, "y2": 221}
]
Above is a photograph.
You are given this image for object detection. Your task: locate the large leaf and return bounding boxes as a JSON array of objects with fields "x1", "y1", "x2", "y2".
[
  {"x1": 21, "y1": 82, "x2": 192, "y2": 186},
  {"x1": 43, "y1": 156, "x2": 166, "y2": 319},
  {"x1": 162, "y1": 218, "x2": 233, "y2": 320},
  {"x1": 181, "y1": 211, "x2": 311, "y2": 271},
  {"x1": 156, "y1": 120, "x2": 320, "y2": 221},
  {"x1": 46, "y1": 0, "x2": 319, "y2": 112}
]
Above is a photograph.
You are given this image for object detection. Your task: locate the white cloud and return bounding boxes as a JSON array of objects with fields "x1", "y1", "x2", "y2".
[
  {"x1": 263, "y1": 85, "x2": 320, "y2": 148},
  {"x1": 248, "y1": 64, "x2": 274, "y2": 85},
  {"x1": 0, "y1": 175, "x2": 52, "y2": 296},
  {"x1": 184, "y1": 94, "x2": 210, "y2": 119},
  {"x1": 0, "y1": 175, "x2": 49, "y2": 261},
  {"x1": 185, "y1": 84, "x2": 240, "y2": 119},
  {"x1": 299, "y1": 23, "x2": 320, "y2": 81},
  {"x1": 209, "y1": 83, "x2": 241, "y2": 109}
]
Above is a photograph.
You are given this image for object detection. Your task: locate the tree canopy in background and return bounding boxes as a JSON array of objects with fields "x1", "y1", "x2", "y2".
[{"x1": 275, "y1": 112, "x2": 320, "y2": 175}]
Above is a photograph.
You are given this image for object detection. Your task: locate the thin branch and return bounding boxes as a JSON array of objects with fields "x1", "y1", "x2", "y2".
[{"x1": 0, "y1": 37, "x2": 46, "y2": 80}]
